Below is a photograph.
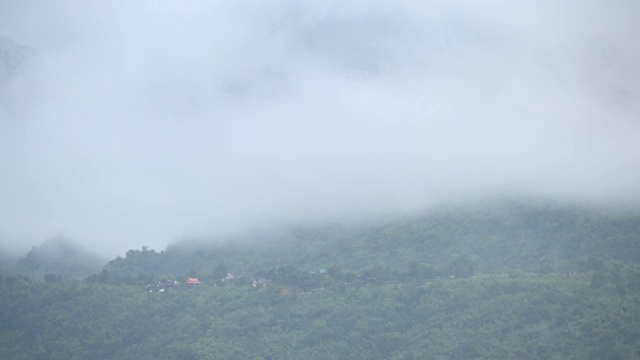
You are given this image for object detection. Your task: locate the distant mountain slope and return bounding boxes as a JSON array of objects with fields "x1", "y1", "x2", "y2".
[
  {"x1": 105, "y1": 199, "x2": 640, "y2": 279},
  {"x1": 12, "y1": 237, "x2": 105, "y2": 281},
  {"x1": 2, "y1": 199, "x2": 640, "y2": 359}
]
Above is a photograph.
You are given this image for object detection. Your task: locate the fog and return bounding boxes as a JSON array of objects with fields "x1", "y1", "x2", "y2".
[{"x1": 1, "y1": 0, "x2": 639, "y2": 257}]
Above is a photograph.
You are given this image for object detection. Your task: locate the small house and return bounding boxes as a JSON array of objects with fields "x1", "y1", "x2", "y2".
[{"x1": 186, "y1": 277, "x2": 201, "y2": 285}]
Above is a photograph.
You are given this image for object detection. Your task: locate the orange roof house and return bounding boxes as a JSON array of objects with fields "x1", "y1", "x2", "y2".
[{"x1": 186, "y1": 278, "x2": 201, "y2": 285}]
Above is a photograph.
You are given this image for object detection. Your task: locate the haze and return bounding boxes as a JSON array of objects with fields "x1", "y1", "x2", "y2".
[{"x1": 1, "y1": 0, "x2": 639, "y2": 257}]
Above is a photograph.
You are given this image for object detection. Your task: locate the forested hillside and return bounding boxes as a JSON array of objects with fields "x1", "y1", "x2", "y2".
[
  {"x1": 3, "y1": 0, "x2": 639, "y2": 357},
  {"x1": 1, "y1": 199, "x2": 640, "y2": 359},
  {"x1": 104, "y1": 199, "x2": 640, "y2": 282},
  {"x1": 1, "y1": 266, "x2": 640, "y2": 359}
]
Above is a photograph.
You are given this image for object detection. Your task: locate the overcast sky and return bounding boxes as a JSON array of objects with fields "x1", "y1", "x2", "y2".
[{"x1": 1, "y1": 0, "x2": 639, "y2": 256}]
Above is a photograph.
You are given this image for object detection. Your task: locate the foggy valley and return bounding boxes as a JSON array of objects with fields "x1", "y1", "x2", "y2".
[{"x1": 1, "y1": 1, "x2": 640, "y2": 359}]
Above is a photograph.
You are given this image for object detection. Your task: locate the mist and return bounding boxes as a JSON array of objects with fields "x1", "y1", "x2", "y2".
[{"x1": 1, "y1": 0, "x2": 639, "y2": 257}]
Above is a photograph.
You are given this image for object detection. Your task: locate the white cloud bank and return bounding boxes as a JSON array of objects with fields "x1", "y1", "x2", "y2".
[{"x1": 1, "y1": 0, "x2": 639, "y2": 255}]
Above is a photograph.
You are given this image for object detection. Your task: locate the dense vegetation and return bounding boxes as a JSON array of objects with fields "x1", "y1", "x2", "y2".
[
  {"x1": 1, "y1": 199, "x2": 640, "y2": 359},
  {"x1": 2, "y1": 267, "x2": 640, "y2": 359},
  {"x1": 104, "y1": 198, "x2": 640, "y2": 281}
]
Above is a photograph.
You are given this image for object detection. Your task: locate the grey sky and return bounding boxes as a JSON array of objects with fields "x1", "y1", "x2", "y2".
[{"x1": 1, "y1": 1, "x2": 639, "y2": 256}]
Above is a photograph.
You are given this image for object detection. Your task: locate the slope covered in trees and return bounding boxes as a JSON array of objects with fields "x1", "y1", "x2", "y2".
[
  {"x1": 105, "y1": 199, "x2": 640, "y2": 281},
  {"x1": 1, "y1": 266, "x2": 640, "y2": 359},
  {"x1": 1, "y1": 199, "x2": 640, "y2": 359}
]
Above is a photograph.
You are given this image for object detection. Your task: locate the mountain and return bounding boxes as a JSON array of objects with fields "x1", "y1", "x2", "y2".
[
  {"x1": 104, "y1": 199, "x2": 640, "y2": 279},
  {"x1": 2, "y1": 198, "x2": 640, "y2": 359},
  {"x1": 13, "y1": 237, "x2": 105, "y2": 281}
]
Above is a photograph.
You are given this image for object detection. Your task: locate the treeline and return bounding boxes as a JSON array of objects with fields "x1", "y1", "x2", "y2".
[
  {"x1": 102, "y1": 199, "x2": 640, "y2": 281},
  {"x1": 4, "y1": 199, "x2": 639, "y2": 284}
]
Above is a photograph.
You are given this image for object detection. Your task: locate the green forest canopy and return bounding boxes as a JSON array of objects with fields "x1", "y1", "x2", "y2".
[{"x1": 1, "y1": 199, "x2": 640, "y2": 359}]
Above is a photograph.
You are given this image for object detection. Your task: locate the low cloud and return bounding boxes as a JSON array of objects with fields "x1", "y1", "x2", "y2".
[{"x1": 1, "y1": 1, "x2": 639, "y2": 256}]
